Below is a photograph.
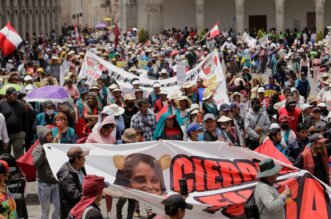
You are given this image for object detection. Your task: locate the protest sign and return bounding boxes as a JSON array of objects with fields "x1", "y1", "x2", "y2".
[
  {"x1": 176, "y1": 61, "x2": 186, "y2": 87},
  {"x1": 45, "y1": 141, "x2": 331, "y2": 219},
  {"x1": 78, "y1": 50, "x2": 229, "y2": 106}
]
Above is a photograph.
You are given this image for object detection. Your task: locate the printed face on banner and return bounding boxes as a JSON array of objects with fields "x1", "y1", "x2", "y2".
[{"x1": 113, "y1": 153, "x2": 168, "y2": 195}]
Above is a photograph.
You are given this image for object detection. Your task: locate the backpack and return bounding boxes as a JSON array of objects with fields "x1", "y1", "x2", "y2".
[{"x1": 244, "y1": 189, "x2": 264, "y2": 219}]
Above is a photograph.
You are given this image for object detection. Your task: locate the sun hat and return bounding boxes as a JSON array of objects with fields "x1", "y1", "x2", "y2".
[
  {"x1": 131, "y1": 80, "x2": 140, "y2": 85},
  {"x1": 153, "y1": 82, "x2": 161, "y2": 88},
  {"x1": 108, "y1": 104, "x2": 125, "y2": 116},
  {"x1": 175, "y1": 95, "x2": 192, "y2": 108},
  {"x1": 121, "y1": 128, "x2": 137, "y2": 143},
  {"x1": 257, "y1": 158, "x2": 282, "y2": 179},
  {"x1": 160, "y1": 68, "x2": 168, "y2": 75},
  {"x1": 186, "y1": 103, "x2": 200, "y2": 113},
  {"x1": 24, "y1": 75, "x2": 33, "y2": 81},
  {"x1": 112, "y1": 88, "x2": 122, "y2": 93},
  {"x1": 317, "y1": 102, "x2": 327, "y2": 108},
  {"x1": 124, "y1": 94, "x2": 136, "y2": 102},
  {"x1": 230, "y1": 92, "x2": 244, "y2": 102},
  {"x1": 108, "y1": 83, "x2": 119, "y2": 90},
  {"x1": 159, "y1": 90, "x2": 168, "y2": 95},
  {"x1": 183, "y1": 82, "x2": 194, "y2": 89},
  {"x1": 301, "y1": 103, "x2": 313, "y2": 111},
  {"x1": 203, "y1": 90, "x2": 213, "y2": 101},
  {"x1": 217, "y1": 116, "x2": 232, "y2": 123}
]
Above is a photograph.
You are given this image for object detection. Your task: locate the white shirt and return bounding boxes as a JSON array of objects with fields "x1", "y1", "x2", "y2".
[{"x1": 0, "y1": 113, "x2": 9, "y2": 143}]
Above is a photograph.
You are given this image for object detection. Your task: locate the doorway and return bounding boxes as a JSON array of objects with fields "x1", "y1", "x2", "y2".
[
  {"x1": 249, "y1": 15, "x2": 267, "y2": 33},
  {"x1": 307, "y1": 12, "x2": 316, "y2": 31}
]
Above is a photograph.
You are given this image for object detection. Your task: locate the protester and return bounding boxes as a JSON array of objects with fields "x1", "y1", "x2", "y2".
[
  {"x1": 0, "y1": 153, "x2": 28, "y2": 219},
  {"x1": 69, "y1": 175, "x2": 105, "y2": 219},
  {"x1": 254, "y1": 158, "x2": 292, "y2": 219},
  {"x1": 52, "y1": 112, "x2": 77, "y2": 143},
  {"x1": 294, "y1": 133, "x2": 331, "y2": 185},
  {"x1": 32, "y1": 126, "x2": 60, "y2": 219},
  {"x1": 85, "y1": 116, "x2": 116, "y2": 144},
  {"x1": 159, "y1": 194, "x2": 193, "y2": 219},
  {"x1": 57, "y1": 146, "x2": 89, "y2": 218},
  {"x1": 0, "y1": 160, "x2": 18, "y2": 219}
]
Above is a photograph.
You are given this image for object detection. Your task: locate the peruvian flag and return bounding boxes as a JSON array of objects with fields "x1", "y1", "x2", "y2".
[
  {"x1": 74, "y1": 18, "x2": 82, "y2": 45},
  {"x1": 0, "y1": 23, "x2": 23, "y2": 56},
  {"x1": 113, "y1": 23, "x2": 121, "y2": 49},
  {"x1": 209, "y1": 22, "x2": 220, "y2": 39}
]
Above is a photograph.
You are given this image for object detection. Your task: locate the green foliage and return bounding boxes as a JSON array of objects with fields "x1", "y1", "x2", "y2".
[{"x1": 138, "y1": 28, "x2": 149, "y2": 43}]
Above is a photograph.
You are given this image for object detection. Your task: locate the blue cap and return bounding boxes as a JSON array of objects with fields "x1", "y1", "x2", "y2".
[
  {"x1": 186, "y1": 123, "x2": 203, "y2": 135},
  {"x1": 219, "y1": 103, "x2": 230, "y2": 111},
  {"x1": 80, "y1": 88, "x2": 90, "y2": 96}
]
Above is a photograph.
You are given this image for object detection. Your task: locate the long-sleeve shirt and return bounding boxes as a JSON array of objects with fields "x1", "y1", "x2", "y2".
[
  {"x1": 254, "y1": 181, "x2": 286, "y2": 219},
  {"x1": 0, "y1": 100, "x2": 27, "y2": 135},
  {"x1": 0, "y1": 113, "x2": 9, "y2": 143}
]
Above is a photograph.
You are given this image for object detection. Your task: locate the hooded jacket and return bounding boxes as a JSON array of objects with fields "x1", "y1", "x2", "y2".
[
  {"x1": 32, "y1": 126, "x2": 58, "y2": 184},
  {"x1": 153, "y1": 112, "x2": 183, "y2": 140},
  {"x1": 86, "y1": 116, "x2": 116, "y2": 144},
  {"x1": 245, "y1": 108, "x2": 270, "y2": 141}
]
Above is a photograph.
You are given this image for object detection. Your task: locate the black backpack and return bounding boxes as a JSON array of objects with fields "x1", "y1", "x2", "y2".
[{"x1": 244, "y1": 189, "x2": 264, "y2": 219}]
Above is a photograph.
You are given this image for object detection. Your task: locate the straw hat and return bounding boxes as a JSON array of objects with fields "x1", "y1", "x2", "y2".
[
  {"x1": 121, "y1": 128, "x2": 137, "y2": 143},
  {"x1": 234, "y1": 78, "x2": 245, "y2": 86},
  {"x1": 124, "y1": 94, "x2": 136, "y2": 102},
  {"x1": 183, "y1": 82, "x2": 194, "y2": 89},
  {"x1": 217, "y1": 116, "x2": 232, "y2": 123},
  {"x1": 175, "y1": 95, "x2": 192, "y2": 108},
  {"x1": 108, "y1": 83, "x2": 119, "y2": 90},
  {"x1": 202, "y1": 90, "x2": 213, "y2": 101},
  {"x1": 230, "y1": 92, "x2": 244, "y2": 102}
]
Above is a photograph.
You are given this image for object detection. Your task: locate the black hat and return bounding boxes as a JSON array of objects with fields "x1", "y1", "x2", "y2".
[
  {"x1": 162, "y1": 194, "x2": 193, "y2": 212},
  {"x1": 6, "y1": 87, "x2": 17, "y2": 96}
]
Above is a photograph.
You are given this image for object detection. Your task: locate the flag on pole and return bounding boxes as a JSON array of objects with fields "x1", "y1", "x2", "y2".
[
  {"x1": 74, "y1": 18, "x2": 82, "y2": 45},
  {"x1": 0, "y1": 22, "x2": 23, "y2": 56},
  {"x1": 209, "y1": 22, "x2": 220, "y2": 38},
  {"x1": 114, "y1": 23, "x2": 120, "y2": 49}
]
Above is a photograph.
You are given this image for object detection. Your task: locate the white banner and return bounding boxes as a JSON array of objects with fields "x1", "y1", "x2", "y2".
[
  {"x1": 78, "y1": 50, "x2": 229, "y2": 106},
  {"x1": 45, "y1": 141, "x2": 331, "y2": 219}
]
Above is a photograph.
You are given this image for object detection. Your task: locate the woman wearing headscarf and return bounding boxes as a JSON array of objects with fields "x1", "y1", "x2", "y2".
[
  {"x1": 153, "y1": 113, "x2": 183, "y2": 140},
  {"x1": 86, "y1": 116, "x2": 116, "y2": 144},
  {"x1": 69, "y1": 175, "x2": 105, "y2": 219}
]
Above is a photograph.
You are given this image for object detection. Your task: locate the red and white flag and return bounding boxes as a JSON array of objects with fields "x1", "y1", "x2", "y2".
[
  {"x1": 0, "y1": 22, "x2": 23, "y2": 56},
  {"x1": 74, "y1": 19, "x2": 82, "y2": 45},
  {"x1": 209, "y1": 22, "x2": 220, "y2": 38}
]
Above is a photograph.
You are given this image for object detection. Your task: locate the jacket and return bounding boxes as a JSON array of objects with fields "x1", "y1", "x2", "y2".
[
  {"x1": 302, "y1": 147, "x2": 330, "y2": 185},
  {"x1": 254, "y1": 181, "x2": 286, "y2": 219},
  {"x1": 245, "y1": 109, "x2": 270, "y2": 141},
  {"x1": 57, "y1": 162, "x2": 87, "y2": 219},
  {"x1": 32, "y1": 126, "x2": 58, "y2": 184}
]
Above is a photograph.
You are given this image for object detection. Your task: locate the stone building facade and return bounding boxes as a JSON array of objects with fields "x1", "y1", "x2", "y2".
[
  {"x1": 0, "y1": 0, "x2": 61, "y2": 40},
  {"x1": 116, "y1": 0, "x2": 331, "y2": 35}
]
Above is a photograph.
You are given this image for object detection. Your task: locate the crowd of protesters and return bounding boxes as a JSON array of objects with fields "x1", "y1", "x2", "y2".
[{"x1": 0, "y1": 23, "x2": 328, "y2": 219}]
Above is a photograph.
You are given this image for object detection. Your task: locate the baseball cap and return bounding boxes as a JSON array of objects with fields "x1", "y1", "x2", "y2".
[
  {"x1": 186, "y1": 123, "x2": 203, "y2": 135},
  {"x1": 67, "y1": 147, "x2": 89, "y2": 159},
  {"x1": 162, "y1": 194, "x2": 193, "y2": 212},
  {"x1": 301, "y1": 103, "x2": 313, "y2": 111},
  {"x1": 270, "y1": 123, "x2": 280, "y2": 129},
  {"x1": 6, "y1": 87, "x2": 17, "y2": 96},
  {"x1": 219, "y1": 103, "x2": 230, "y2": 112},
  {"x1": 203, "y1": 113, "x2": 216, "y2": 122},
  {"x1": 309, "y1": 133, "x2": 328, "y2": 143},
  {"x1": 257, "y1": 87, "x2": 265, "y2": 93},
  {"x1": 313, "y1": 107, "x2": 321, "y2": 113}
]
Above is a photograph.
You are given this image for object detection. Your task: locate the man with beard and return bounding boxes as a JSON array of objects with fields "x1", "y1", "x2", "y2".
[{"x1": 294, "y1": 133, "x2": 331, "y2": 185}]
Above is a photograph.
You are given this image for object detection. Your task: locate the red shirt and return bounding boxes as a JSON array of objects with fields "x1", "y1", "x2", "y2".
[{"x1": 278, "y1": 107, "x2": 302, "y2": 131}]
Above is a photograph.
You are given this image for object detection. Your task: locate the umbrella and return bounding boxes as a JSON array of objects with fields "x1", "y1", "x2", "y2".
[
  {"x1": 95, "y1": 23, "x2": 107, "y2": 28},
  {"x1": 103, "y1": 17, "x2": 112, "y2": 22},
  {"x1": 26, "y1": 86, "x2": 70, "y2": 103},
  {"x1": 0, "y1": 83, "x2": 22, "y2": 95}
]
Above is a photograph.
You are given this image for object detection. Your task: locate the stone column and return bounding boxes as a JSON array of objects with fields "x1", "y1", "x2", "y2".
[
  {"x1": 235, "y1": 0, "x2": 245, "y2": 34},
  {"x1": 126, "y1": 0, "x2": 137, "y2": 30},
  {"x1": 111, "y1": 0, "x2": 121, "y2": 24},
  {"x1": 315, "y1": 0, "x2": 325, "y2": 33},
  {"x1": 145, "y1": 0, "x2": 164, "y2": 35},
  {"x1": 275, "y1": 0, "x2": 285, "y2": 33},
  {"x1": 195, "y1": 0, "x2": 205, "y2": 34}
]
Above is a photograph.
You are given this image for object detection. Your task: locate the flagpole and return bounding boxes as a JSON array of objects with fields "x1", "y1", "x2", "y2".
[{"x1": 197, "y1": 21, "x2": 220, "y2": 44}]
